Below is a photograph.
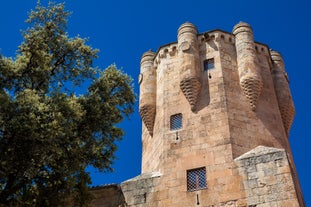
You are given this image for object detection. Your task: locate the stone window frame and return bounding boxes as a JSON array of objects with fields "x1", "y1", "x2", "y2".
[
  {"x1": 170, "y1": 113, "x2": 183, "y2": 131},
  {"x1": 187, "y1": 167, "x2": 207, "y2": 192}
]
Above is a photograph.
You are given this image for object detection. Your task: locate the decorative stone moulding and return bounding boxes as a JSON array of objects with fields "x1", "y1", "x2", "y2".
[
  {"x1": 233, "y1": 22, "x2": 263, "y2": 111},
  {"x1": 139, "y1": 51, "x2": 157, "y2": 136},
  {"x1": 240, "y1": 75, "x2": 263, "y2": 111},
  {"x1": 178, "y1": 22, "x2": 202, "y2": 111},
  {"x1": 180, "y1": 41, "x2": 191, "y2": 52},
  {"x1": 271, "y1": 51, "x2": 295, "y2": 135},
  {"x1": 180, "y1": 76, "x2": 201, "y2": 111},
  {"x1": 139, "y1": 104, "x2": 156, "y2": 136},
  {"x1": 279, "y1": 101, "x2": 295, "y2": 136},
  {"x1": 169, "y1": 46, "x2": 177, "y2": 56},
  {"x1": 157, "y1": 45, "x2": 177, "y2": 60}
]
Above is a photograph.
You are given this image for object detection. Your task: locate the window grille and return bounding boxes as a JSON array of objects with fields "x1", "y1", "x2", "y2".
[
  {"x1": 170, "y1": 113, "x2": 182, "y2": 130},
  {"x1": 187, "y1": 167, "x2": 207, "y2": 191},
  {"x1": 204, "y1": 58, "x2": 214, "y2": 70}
]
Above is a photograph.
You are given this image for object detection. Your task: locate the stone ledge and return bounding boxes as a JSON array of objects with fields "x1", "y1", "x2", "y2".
[
  {"x1": 234, "y1": 145, "x2": 285, "y2": 161},
  {"x1": 122, "y1": 171, "x2": 162, "y2": 183}
]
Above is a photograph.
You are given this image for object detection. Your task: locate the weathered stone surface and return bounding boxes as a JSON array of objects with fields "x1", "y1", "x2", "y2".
[
  {"x1": 178, "y1": 22, "x2": 202, "y2": 111},
  {"x1": 89, "y1": 184, "x2": 125, "y2": 207},
  {"x1": 139, "y1": 51, "x2": 157, "y2": 136},
  {"x1": 121, "y1": 172, "x2": 161, "y2": 206},
  {"x1": 87, "y1": 22, "x2": 304, "y2": 207},
  {"x1": 271, "y1": 50, "x2": 295, "y2": 136},
  {"x1": 232, "y1": 22, "x2": 263, "y2": 111},
  {"x1": 235, "y1": 146, "x2": 301, "y2": 207}
]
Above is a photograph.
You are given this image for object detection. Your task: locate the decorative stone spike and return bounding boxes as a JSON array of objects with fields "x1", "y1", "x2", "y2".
[
  {"x1": 139, "y1": 104, "x2": 156, "y2": 136},
  {"x1": 180, "y1": 77, "x2": 201, "y2": 111},
  {"x1": 271, "y1": 51, "x2": 295, "y2": 135},
  {"x1": 233, "y1": 22, "x2": 263, "y2": 111},
  {"x1": 178, "y1": 22, "x2": 202, "y2": 111}
]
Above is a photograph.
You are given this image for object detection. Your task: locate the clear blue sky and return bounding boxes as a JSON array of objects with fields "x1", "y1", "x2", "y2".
[{"x1": 1, "y1": 0, "x2": 310, "y2": 205}]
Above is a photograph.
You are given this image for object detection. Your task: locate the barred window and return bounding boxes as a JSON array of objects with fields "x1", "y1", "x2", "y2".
[
  {"x1": 170, "y1": 113, "x2": 182, "y2": 130},
  {"x1": 204, "y1": 58, "x2": 214, "y2": 70},
  {"x1": 187, "y1": 167, "x2": 207, "y2": 191}
]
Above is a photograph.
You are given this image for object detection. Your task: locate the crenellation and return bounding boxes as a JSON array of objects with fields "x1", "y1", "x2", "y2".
[{"x1": 254, "y1": 43, "x2": 269, "y2": 56}]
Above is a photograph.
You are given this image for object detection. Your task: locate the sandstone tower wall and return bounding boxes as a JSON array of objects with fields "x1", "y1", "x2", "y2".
[{"x1": 120, "y1": 22, "x2": 304, "y2": 207}]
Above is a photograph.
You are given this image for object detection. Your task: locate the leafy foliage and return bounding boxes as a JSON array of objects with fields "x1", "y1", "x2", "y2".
[{"x1": 0, "y1": 2, "x2": 135, "y2": 206}]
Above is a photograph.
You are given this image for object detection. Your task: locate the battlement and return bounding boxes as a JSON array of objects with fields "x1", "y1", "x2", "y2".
[{"x1": 154, "y1": 29, "x2": 270, "y2": 69}]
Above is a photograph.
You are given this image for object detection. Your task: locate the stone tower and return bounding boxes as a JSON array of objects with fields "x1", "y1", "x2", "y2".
[{"x1": 121, "y1": 22, "x2": 304, "y2": 207}]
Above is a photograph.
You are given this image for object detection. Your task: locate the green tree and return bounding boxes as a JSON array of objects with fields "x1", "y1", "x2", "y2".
[{"x1": 0, "y1": 2, "x2": 135, "y2": 206}]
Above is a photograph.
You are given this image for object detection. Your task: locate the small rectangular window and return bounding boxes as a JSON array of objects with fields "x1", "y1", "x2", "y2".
[
  {"x1": 187, "y1": 167, "x2": 207, "y2": 191},
  {"x1": 204, "y1": 58, "x2": 214, "y2": 71},
  {"x1": 170, "y1": 113, "x2": 182, "y2": 130}
]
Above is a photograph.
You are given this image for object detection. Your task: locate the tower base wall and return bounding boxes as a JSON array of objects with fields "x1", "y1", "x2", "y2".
[{"x1": 235, "y1": 146, "x2": 303, "y2": 207}]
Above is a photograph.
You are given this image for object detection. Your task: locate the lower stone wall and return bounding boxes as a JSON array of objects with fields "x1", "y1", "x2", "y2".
[
  {"x1": 234, "y1": 146, "x2": 302, "y2": 207},
  {"x1": 121, "y1": 172, "x2": 161, "y2": 207},
  {"x1": 89, "y1": 184, "x2": 125, "y2": 207},
  {"x1": 86, "y1": 146, "x2": 304, "y2": 207}
]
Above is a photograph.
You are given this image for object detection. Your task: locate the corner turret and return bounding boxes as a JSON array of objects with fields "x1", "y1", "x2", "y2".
[
  {"x1": 139, "y1": 50, "x2": 157, "y2": 136},
  {"x1": 271, "y1": 50, "x2": 295, "y2": 136},
  {"x1": 233, "y1": 22, "x2": 263, "y2": 110},
  {"x1": 178, "y1": 22, "x2": 202, "y2": 111}
]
